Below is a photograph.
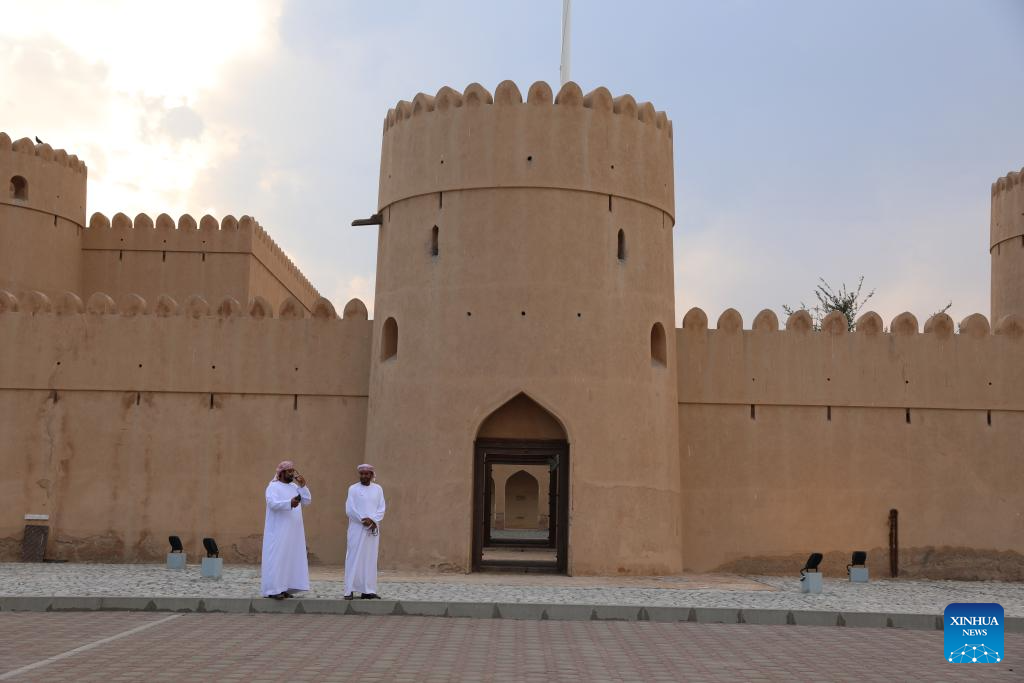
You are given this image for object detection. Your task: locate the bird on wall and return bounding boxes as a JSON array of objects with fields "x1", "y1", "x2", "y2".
[{"x1": 34, "y1": 136, "x2": 44, "y2": 144}]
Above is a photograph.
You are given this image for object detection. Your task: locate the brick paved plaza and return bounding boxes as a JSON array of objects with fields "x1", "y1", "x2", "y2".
[
  {"x1": 2, "y1": 563, "x2": 1022, "y2": 680},
  {"x1": 1, "y1": 612, "x2": 1021, "y2": 682}
]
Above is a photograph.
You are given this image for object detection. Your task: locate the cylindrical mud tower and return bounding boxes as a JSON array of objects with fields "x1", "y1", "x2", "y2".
[
  {"x1": 0, "y1": 133, "x2": 87, "y2": 299},
  {"x1": 991, "y1": 168, "x2": 1024, "y2": 323},
  {"x1": 364, "y1": 80, "x2": 680, "y2": 575}
]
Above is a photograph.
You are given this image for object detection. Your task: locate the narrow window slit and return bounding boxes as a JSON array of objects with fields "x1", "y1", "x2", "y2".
[
  {"x1": 294, "y1": 395, "x2": 298, "y2": 411},
  {"x1": 905, "y1": 408, "x2": 911, "y2": 424},
  {"x1": 827, "y1": 406, "x2": 832, "y2": 421},
  {"x1": 650, "y1": 323, "x2": 667, "y2": 367},
  {"x1": 162, "y1": 251, "x2": 166, "y2": 262},
  {"x1": 9, "y1": 175, "x2": 28, "y2": 200},
  {"x1": 136, "y1": 392, "x2": 141, "y2": 406},
  {"x1": 431, "y1": 226, "x2": 439, "y2": 257},
  {"x1": 987, "y1": 410, "x2": 992, "y2": 426},
  {"x1": 608, "y1": 195, "x2": 612, "y2": 212},
  {"x1": 209, "y1": 393, "x2": 215, "y2": 409},
  {"x1": 118, "y1": 250, "x2": 123, "y2": 262},
  {"x1": 439, "y1": 192, "x2": 443, "y2": 209},
  {"x1": 202, "y1": 252, "x2": 206, "y2": 262},
  {"x1": 750, "y1": 404, "x2": 756, "y2": 420},
  {"x1": 381, "y1": 317, "x2": 398, "y2": 360}
]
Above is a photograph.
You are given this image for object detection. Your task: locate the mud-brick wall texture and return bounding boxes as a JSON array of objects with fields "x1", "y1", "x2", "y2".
[
  {"x1": 677, "y1": 307, "x2": 1024, "y2": 580},
  {"x1": 79, "y1": 212, "x2": 320, "y2": 314},
  {"x1": 0, "y1": 133, "x2": 87, "y2": 302},
  {"x1": 366, "y1": 80, "x2": 681, "y2": 576},
  {"x1": 0, "y1": 298, "x2": 372, "y2": 564}
]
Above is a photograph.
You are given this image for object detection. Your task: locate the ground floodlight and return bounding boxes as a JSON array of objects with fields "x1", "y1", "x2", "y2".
[
  {"x1": 800, "y1": 552, "x2": 823, "y2": 578},
  {"x1": 847, "y1": 550, "x2": 870, "y2": 583},
  {"x1": 168, "y1": 536, "x2": 183, "y2": 553},
  {"x1": 203, "y1": 537, "x2": 219, "y2": 558},
  {"x1": 848, "y1": 551, "x2": 867, "y2": 570}
]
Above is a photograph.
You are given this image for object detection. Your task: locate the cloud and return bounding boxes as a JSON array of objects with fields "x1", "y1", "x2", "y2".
[
  {"x1": 0, "y1": 0, "x2": 283, "y2": 220},
  {"x1": 2, "y1": 1, "x2": 1010, "y2": 322},
  {"x1": 0, "y1": 36, "x2": 111, "y2": 139},
  {"x1": 158, "y1": 106, "x2": 205, "y2": 142}
]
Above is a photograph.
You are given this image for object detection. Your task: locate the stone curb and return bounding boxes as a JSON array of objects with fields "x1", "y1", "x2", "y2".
[{"x1": 4, "y1": 596, "x2": 1017, "y2": 632}]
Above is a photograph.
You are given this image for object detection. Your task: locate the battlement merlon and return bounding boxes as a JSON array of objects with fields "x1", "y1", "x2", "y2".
[
  {"x1": 678, "y1": 306, "x2": 1024, "y2": 412},
  {"x1": 991, "y1": 167, "x2": 1024, "y2": 250},
  {"x1": 378, "y1": 80, "x2": 675, "y2": 221},
  {"x1": 0, "y1": 132, "x2": 88, "y2": 226},
  {"x1": 0, "y1": 290, "x2": 372, "y2": 398},
  {"x1": 82, "y1": 212, "x2": 321, "y2": 307}
]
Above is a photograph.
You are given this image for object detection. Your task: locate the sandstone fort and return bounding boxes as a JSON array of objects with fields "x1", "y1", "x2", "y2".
[{"x1": 2, "y1": 79, "x2": 1022, "y2": 579}]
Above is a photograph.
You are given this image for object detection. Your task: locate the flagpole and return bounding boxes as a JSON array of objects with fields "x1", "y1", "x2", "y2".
[{"x1": 560, "y1": 0, "x2": 572, "y2": 86}]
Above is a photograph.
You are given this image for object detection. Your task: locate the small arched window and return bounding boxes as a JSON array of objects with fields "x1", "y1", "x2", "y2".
[
  {"x1": 617, "y1": 229, "x2": 626, "y2": 261},
  {"x1": 381, "y1": 317, "x2": 398, "y2": 361},
  {"x1": 431, "y1": 225, "x2": 439, "y2": 257},
  {"x1": 9, "y1": 176, "x2": 28, "y2": 201},
  {"x1": 650, "y1": 322, "x2": 667, "y2": 367}
]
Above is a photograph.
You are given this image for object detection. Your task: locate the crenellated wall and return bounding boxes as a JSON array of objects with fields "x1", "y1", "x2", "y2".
[
  {"x1": 80, "y1": 212, "x2": 320, "y2": 312},
  {"x1": 379, "y1": 80, "x2": 674, "y2": 218},
  {"x1": 1, "y1": 128, "x2": 319, "y2": 314},
  {"x1": 992, "y1": 167, "x2": 1024, "y2": 322},
  {"x1": 676, "y1": 307, "x2": 1024, "y2": 580},
  {"x1": 0, "y1": 290, "x2": 372, "y2": 564},
  {"x1": 3, "y1": 88, "x2": 1021, "y2": 582},
  {"x1": 367, "y1": 81, "x2": 680, "y2": 575},
  {"x1": 0, "y1": 132, "x2": 88, "y2": 300}
]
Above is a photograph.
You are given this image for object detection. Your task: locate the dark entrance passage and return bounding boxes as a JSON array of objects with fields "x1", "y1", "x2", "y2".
[
  {"x1": 472, "y1": 393, "x2": 569, "y2": 574},
  {"x1": 473, "y1": 438, "x2": 569, "y2": 573}
]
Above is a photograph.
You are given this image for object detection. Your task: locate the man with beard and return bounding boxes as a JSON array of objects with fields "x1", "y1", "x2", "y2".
[
  {"x1": 344, "y1": 464, "x2": 386, "y2": 599},
  {"x1": 261, "y1": 460, "x2": 312, "y2": 599}
]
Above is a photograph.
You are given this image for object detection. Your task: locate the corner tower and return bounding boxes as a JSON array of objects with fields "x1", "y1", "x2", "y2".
[
  {"x1": 991, "y1": 167, "x2": 1024, "y2": 323},
  {"x1": 364, "y1": 80, "x2": 681, "y2": 574},
  {"x1": 0, "y1": 133, "x2": 87, "y2": 298}
]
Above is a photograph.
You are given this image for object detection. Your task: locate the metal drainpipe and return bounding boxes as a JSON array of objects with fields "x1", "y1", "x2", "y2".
[{"x1": 888, "y1": 509, "x2": 899, "y2": 578}]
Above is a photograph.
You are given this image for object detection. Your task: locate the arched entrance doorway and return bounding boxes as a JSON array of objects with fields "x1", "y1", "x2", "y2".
[
  {"x1": 473, "y1": 393, "x2": 569, "y2": 573},
  {"x1": 504, "y1": 470, "x2": 539, "y2": 529}
]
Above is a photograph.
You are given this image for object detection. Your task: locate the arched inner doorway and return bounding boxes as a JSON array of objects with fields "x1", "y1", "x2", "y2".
[
  {"x1": 504, "y1": 470, "x2": 539, "y2": 529},
  {"x1": 473, "y1": 393, "x2": 569, "y2": 573}
]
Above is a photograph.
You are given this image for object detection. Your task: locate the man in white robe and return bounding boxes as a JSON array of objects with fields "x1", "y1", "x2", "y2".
[
  {"x1": 344, "y1": 463, "x2": 386, "y2": 599},
  {"x1": 261, "y1": 460, "x2": 312, "y2": 599}
]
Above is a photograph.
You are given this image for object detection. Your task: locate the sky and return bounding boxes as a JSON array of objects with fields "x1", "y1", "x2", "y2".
[{"x1": 2, "y1": 0, "x2": 1022, "y2": 324}]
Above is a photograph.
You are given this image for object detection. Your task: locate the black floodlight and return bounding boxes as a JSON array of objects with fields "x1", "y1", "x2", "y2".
[
  {"x1": 848, "y1": 550, "x2": 867, "y2": 571},
  {"x1": 203, "y1": 537, "x2": 219, "y2": 558},
  {"x1": 168, "y1": 536, "x2": 183, "y2": 553},
  {"x1": 800, "y1": 552, "x2": 823, "y2": 578}
]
